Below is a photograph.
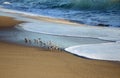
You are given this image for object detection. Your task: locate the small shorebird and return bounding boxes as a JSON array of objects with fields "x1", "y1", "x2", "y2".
[{"x1": 24, "y1": 38, "x2": 28, "y2": 43}]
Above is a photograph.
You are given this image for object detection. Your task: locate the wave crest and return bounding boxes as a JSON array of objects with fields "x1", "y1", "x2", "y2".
[{"x1": 0, "y1": 0, "x2": 120, "y2": 10}]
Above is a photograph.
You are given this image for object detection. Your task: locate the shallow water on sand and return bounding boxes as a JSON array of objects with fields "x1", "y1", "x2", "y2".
[{"x1": 0, "y1": 27, "x2": 110, "y2": 49}]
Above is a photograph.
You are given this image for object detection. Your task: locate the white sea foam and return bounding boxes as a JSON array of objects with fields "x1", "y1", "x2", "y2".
[
  {"x1": 65, "y1": 42, "x2": 120, "y2": 61},
  {"x1": 3, "y1": 2, "x2": 11, "y2": 5},
  {"x1": 19, "y1": 22, "x2": 120, "y2": 41}
]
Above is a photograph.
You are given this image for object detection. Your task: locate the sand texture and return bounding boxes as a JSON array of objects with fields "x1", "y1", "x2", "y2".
[{"x1": 0, "y1": 42, "x2": 120, "y2": 78}]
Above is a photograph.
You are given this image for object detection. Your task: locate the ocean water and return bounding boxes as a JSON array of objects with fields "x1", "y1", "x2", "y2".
[{"x1": 0, "y1": 0, "x2": 120, "y2": 27}]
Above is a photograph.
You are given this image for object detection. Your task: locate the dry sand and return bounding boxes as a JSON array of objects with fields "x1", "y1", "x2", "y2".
[{"x1": 0, "y1": 16, "x2": 120, "y2": 78}]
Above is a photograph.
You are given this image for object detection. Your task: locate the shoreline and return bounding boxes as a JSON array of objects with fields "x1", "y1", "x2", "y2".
[
  {"x1": 1, "y1": 11, "x2": 120, "y2": 61},
  {"x1": 0, "y1": 11, "x2": 120, "y2": 78},
  {"x1": 1, "y1": 7, "x2": 120, "y2": 27},
  {"x1": 1, "y1": 7, "x2": 120, "y2": 28},
  {"x1": 0, "y1": 7, "x2": 81, "y2": 26}
]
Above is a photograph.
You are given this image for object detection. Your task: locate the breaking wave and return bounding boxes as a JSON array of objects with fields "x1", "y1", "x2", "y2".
[{"x1": 0, "y1": 0, "x2": 120, "y2": 10}]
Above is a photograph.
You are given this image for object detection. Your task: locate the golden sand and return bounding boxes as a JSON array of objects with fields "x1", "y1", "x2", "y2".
[
  {"x1": 0, "y1": 16, "x2": 22, "y2": 28},
  {"x1": 0, "y1": 16, "x2": 120, "y2": 78},
  {"x1": 0, "y1": 42, "x2": 120, "y2": 78}
]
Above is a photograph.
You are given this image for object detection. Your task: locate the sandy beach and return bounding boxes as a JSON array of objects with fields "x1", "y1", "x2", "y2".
[{"x1": 0, "y1": 16, "x2": 120, "y2": 78}]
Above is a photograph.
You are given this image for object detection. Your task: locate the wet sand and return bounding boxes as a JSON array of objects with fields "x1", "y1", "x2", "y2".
[
  {"x1": 0, "y1": 16, "x2": 22, "y2": 28},
  {"x1": 0, "y1": 16, "x2": 120, "y2": 78}
]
